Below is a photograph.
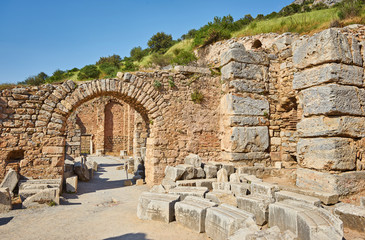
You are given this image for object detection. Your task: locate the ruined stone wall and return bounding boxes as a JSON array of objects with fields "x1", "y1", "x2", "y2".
[{"x1": 2, "y1": 25, "x2": 365, "y2": 191}]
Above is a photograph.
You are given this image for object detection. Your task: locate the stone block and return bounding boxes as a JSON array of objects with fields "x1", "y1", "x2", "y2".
[
  {"x1": 300, "y1": 84, "x2": 364, "y2": 117},
  {"x1": 65, "y1": 176, "x2": 78, "y2": 193},
  {"x1": 229, "y1": 173, "x2": 240, "y2": 183},
  {"x1": 297, "y1": 137, "x2": 356, "y2": 171},
  {"x1": 161, "y1": 178, "x2": 176, "y2": 191},
  {"x1": 22, "y1": 188, "x2": 60, "y2": 209},
  {"x1": 220, "y1": 94, "x2": 269, "y2": 116},
  {"x1": 168, "y1": 186, "x2": 209, "y2": 200},
  {"x1": 221, "y1": 152, "x2": 269, "y2": 162},
  {"x1": 269, "y1": 200, "x2": 343, "y2": 240},
  {"x1": 164, "y1": 166, "x2": 184, "y2": 181},
  {"x1": 0, "y1": 188, "x2": 11, "y2": 213},
  {"x1": 237, "y1": 195, "x2": 269, "y2": 226},
  {"x1": 195, "y1": 167, "x2": 205, "y2": 179},
  {"x1": 220, "y1": 43, "x2": 269, "y2": 66},
  {"x1": 250, "y1": 182, "x2": 279, "y2": 200},
  {"x1": 230, "y1": 183, "x2": 250, "y2": 197},
  {"x1": 137, "y1": 192, "x2": 180, "y2": 223},
  {"x1": 205, "y1": 204, "x2": 256, "y2": 240},
  {"x1": 217, "y1": 168, "x2": 228, "y2": 182},
  {"x1": 204, "y1": 165, "x2": 217, "y2": 179},
  {"x1": 222, "y1": 163, "x2": 235, "y2": 176},
  {"x1": 184, "y1": 154, "x2": 202, "y2": 168},
  {"x1": 221, "y1": 61, "x2": 268, "y2": 81},
  {"x1": 86, "y1": 159, "x2": 98, "y2": 172},
  {"x1": 221, "y1": 126, "x2": 269, "y2": 153},
  {"x1": 361, "y1": 197, "x2": 365, "y2": 207},
  {"x1": 293, "y1": 28, "x2": 352, "y2": 69},
  {"x1": 0, "y1": 168, "x2": 19, "y2": 193},
  {"x1": 228, "y1": 79, "x2": 267, "y2": 94},
  {"x1": 281, "y1": 186, "x2": 339, "y2": 205},
  {"x1": 136, "y1": 179, "x2": 144, "y2": 185},
  {"x1": 205, "y1": 190, "x2": 234, "y2": 204},
  {"x1": 335, "y1": 203, "x2": 365, "y2": 232},
  {"x1": 176, "y1": 179, "x2": 216, "y2": 190},
  {"x1": 177, "y1": 164, "x2": 196, "y2": 180},
  {"x1": 239, "y1": 174, "x2": 262, "y2": 183},
  {"x1": 297, "y1": 116, "x2": 365, "y2": 138},
  {"x1": 212, "y1": 182, "x2": 231, "y2": 192},
  {"x1": 293, "y1": 63, "x2": 363, "y2": 90},
  {"x1": 175, "y1": 196, "x2": 217, "y2": 233},
  {"x1": 275, "y1": 191, "x2": 321, "y2": 207},
  {"x1": 74, "y1": 161, "x2": 90, "y2": 181},
  {"x1": 149, "y1": 185, "x2": 166, "y2": 194}
]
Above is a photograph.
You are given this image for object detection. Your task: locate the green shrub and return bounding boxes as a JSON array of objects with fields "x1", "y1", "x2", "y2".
[
  {"x1": 337, "y1": 0, "x2": 364, "y2": 19},
  {"x1": 99, "y1": 62, "x2": 119, "y2": 78},
  {"x1": 171, "y1": 49, "x2": 197, "y2": 66},
  {"x1": 96, "y1": 54, "x2": 121, "y2": 67},
  {"x1": 153, "y1": 80, "x2": 162, "y2": 89},
  {"x1": 78, "y1": 65, "x2": 100, "y2": 80},
  {"x1": 122, "y1": 60, "x2": 138, "y2": 72},
  {"x1": 46, "y1": 69, "x2": 65, "y2": 83},
  {"x1": 149, "y1": 53, "x2": 172, "y2": 67},
  {"x1": 168, "y1": 77, "x2": 176, "y2": 88},
  {"x1": 130, "y1": 46, "x2": 149, "y2": 61},
  {"x1": 148, "y1": 32, "x2": 174, "y2": 53},
  {"x1": 191, "y1": 90, "x2": 204, "y2": 103},
  {"x1": 18, "y1": 72, "x2": 48, "y2": 86}
]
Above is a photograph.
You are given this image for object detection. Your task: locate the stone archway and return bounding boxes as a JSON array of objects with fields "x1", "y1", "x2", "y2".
[{"x1": 38, "y1": 78, "x2": 166, "y2": 184}]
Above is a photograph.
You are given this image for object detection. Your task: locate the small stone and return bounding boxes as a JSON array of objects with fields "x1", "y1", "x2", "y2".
[
  {"x1": 0, "y1": 188, "x2": 11, "y2": 213},
  {"x1": 136, "y1": 179, "x2": 144, "y2": 185},
  {"x1": 217, "y1": 168, "x2": 228, "y2": 182},
  {"x1": 123, "y1": 180, "x2": 132, "y2": 186},
  {"x1": 65, "y1": 176, "x2": 78, "y2": 193}
]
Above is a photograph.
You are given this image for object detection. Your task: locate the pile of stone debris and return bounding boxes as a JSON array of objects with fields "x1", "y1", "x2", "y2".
[
  {"x1": 0, "y1": 156, "x2": 99, "y2": 211},
  {"x1": 0, "y1": 168, "x2": 62, "y2": 210},
  {"x1": 137, "y1": 154, "x2": 365, "y2": 240}
]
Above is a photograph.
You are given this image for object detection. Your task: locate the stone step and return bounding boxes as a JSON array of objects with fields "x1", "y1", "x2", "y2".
[
  {"x1": 280, "y1": 186, "x2": 339, "y2": 205},
  {"x1": 237, "y1": 195, "x2": 270, "y2": 226},
  {"x1": 205, "y1": 204, "x2": 257, "y2": 240},
  {"x1": 137, "y1": 192, "x2": 180, "y2": 223},
  {"x1": 22, "y1": 188, "x2": 60, "y2": 209},
  {"x1": 334, "y1": 203, "x2": 365, "y2": 233},
  {"x1": 168, "y1": 186, "x2": 208, "y2": 200},
  {"x1": 275, "y1": 190, "x2": 321, "y2": 207},
  {"x1": 176, "y1": 179, "x2": 216, "y2": 190},
  {"x1": 269, "y1": 200, "x2": 343, "y2": 240},
  {"x1": 175, "y1": 196, "x2": 217, "y2": 233}
]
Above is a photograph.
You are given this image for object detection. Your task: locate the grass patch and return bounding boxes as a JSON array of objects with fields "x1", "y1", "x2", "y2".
[
  {"x1": 233, "y1": 8, "x2": 338, "y2": 37},
  {"x1": 0, "y1": 83, "x2": 17, "y2": 90}
]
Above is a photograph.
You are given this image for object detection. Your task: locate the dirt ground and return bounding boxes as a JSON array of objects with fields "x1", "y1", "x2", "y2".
[{"x1": 0, "y1": 156, "x2": 208, "y2": 240}]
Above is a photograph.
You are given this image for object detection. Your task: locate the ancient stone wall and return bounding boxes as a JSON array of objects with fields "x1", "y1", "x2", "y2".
[{"x1": 1, "y1": 25, "x2": 365, "y2": 193}]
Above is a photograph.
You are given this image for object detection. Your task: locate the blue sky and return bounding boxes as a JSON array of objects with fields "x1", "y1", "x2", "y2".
[{"x1": 0, "y1": 0, "x2": 293, "y2": 84}]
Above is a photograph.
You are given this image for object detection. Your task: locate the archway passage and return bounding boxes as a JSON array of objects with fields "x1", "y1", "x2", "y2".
[
  {"x1": 38, "y1": 78, "x2": 165, "y2": 184},
  {"x1": 64, "y1": 96, "x2": 148, "y2": 159}
]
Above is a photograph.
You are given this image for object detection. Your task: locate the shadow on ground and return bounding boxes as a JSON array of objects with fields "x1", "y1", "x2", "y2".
[
  {"x1": 62, "y1": 162, "x2": 134, "y2": 203},
  {"x1": 104, "y1": 233, "x2": 151, "y2": 240},
  {"x1": 0, "y1": 217, "x2": 13, "y2": 226}
]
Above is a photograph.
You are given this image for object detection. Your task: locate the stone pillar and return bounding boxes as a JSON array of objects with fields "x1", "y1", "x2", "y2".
[
  {"x1": 96, "y1": 100, "x2": 105, "y2": 155},
  {"x1": 219, "y1": 43, "x2": 270, "y2": 164},
  {"x1": 293, "y1": 29, "x2": 364, "y2": 194}
]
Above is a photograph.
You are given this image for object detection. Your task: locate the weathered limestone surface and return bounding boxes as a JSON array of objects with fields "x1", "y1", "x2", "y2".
[
  {"x1": 65, "y1": 176, "x2": 78, "y2": 193},
  {"x1": 237, "y1": 195, "x2": 269, "y2": 226},
  {"x1": 137, "y1": 192, "x2": 180, "y2": 223},
  {"x1": 221, "y1": 127, "x2": 269, "y2": 153},
  {"x1": 293, "y1": 63, "x2": 363, "y2": 90},
  {"x1": 176, "y1": 179, "x2": 216, "y2": 190},
  {"x1": 0, "y1": 168, "x2": 19, "y2": 193},
  {"x1": 220, "y1": 94, "x2": 269, "y2": 116},
  {"x1": 293, "y1": 29, "x2": 353, "y2": 69},
  {"x1": 300, "y1": 84, "x2": 364, "y2": 117},
  {"x1": 22, "y1": 188, "x2": 60, "y2": 209},
  {"x1": 168, "y1": 186, "x2": 208, "y2": 200},
  {"x1": 217, "y1": 168, "x2": 228, "y2": 182},
  {"x1": 0, "y1": 187, "x2": 11, "y2": 213},
  {"x1": 275, "y1": 190, "x2": 321, "y2": 207},
  {"x1": 297, "y1": 138, "x2": 356, "y2": 171},
  {"x1": 204, "y1": 165, "x2": 217, "y2": 179},
  {"x1": 184, "y1": 154, "x2": 202, "y2": 168},
  {"x1": 297, "y1": 116, "x2": 365, "y2": 138},
  {"x1": 164, "y1": 166, "x2": 184, "y2": 181},
  {"x1": 269, "y1": 200, "x2": 343, "y2": 240},
  {"x1": 335, "y1": 203, "x2": 365, "y2": 232},
  {"x1": 175, "y1": 196, "x2": 217, "y2": 233},
  {"x1": 205, "y1": 204, "x2": 257, "y2": 240}
]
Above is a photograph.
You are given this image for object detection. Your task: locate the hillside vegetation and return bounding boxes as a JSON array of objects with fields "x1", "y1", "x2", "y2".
[{"x1": 3, "y1": 0, "x2": 365, "y2": 88}]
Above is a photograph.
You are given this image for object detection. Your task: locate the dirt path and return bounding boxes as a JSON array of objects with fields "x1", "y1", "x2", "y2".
[{"x1": 0, "y1": 156, "x2": 208, "y2": 240}]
